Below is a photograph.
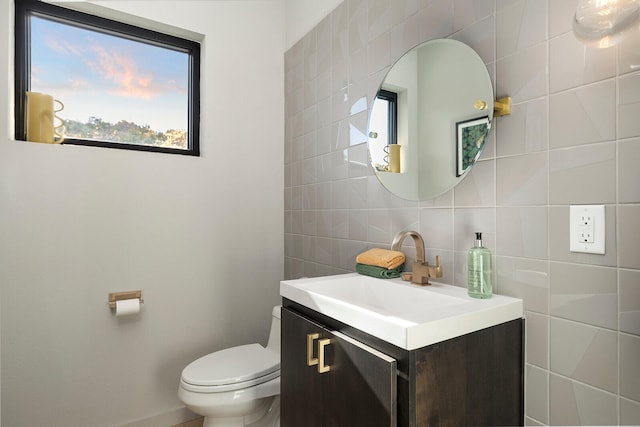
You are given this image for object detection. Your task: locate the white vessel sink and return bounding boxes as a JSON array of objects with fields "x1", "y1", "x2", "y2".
[{"x1": 280, "y1": 273, "x2": 523, "y2": 350}]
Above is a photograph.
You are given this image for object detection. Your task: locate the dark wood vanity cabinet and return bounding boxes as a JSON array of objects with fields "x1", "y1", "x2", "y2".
[
  {"x1": 281, "y1": 301, "x2": 524, "y2": 427},
  {"x1": 281, "y1": 307, "x2": 397, "y2": 427}
]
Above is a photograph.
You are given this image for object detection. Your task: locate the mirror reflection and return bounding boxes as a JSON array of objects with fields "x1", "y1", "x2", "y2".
[{"x1": 368, "y1": 39, "x2": 494, "y2": 201}]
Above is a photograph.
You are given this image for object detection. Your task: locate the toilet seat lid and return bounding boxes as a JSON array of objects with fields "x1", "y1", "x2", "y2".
[{"x1": 181, "y1": 343, "x2": 280, "y2": 388}]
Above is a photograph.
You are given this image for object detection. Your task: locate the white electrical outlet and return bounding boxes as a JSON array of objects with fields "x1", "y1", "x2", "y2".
[{"x1": 570, "y1": 205, "x2": 605, "y2": 254}]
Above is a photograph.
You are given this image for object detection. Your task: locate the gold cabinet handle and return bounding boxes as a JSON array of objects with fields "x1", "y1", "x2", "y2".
[
  {"x1": 307, "y1": 333, "x2": 319, "y2": 366},
  {"x1": 318, "y1": 338, "x2": 331, "y2": 373}
]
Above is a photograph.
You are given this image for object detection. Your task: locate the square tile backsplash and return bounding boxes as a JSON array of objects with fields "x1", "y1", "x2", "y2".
[{"x1": 284, "y1": 0, "x2": 640, "y2": 425}]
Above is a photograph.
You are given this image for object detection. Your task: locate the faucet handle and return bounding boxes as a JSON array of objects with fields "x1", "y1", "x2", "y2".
[
  {"x1": 429, "y1": 255, "x2": 443, "y2": 279},
  {"x1": 402, "y1": 256, "x2": 442, "y2": 286}
]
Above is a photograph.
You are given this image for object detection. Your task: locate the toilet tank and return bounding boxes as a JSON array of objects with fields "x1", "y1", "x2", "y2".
[{"x1": 266, "y1": 305, "x2": 281, "y2": 353}]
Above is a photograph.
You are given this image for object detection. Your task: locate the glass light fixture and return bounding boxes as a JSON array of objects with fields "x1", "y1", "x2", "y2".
[{"x1": 574, "y1": 0, "x2": 640, "y2": 47}]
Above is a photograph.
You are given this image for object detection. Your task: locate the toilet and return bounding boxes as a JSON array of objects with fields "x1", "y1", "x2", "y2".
[{"x1": 178, "y1": 306, "x2": 281, "y2": 427}]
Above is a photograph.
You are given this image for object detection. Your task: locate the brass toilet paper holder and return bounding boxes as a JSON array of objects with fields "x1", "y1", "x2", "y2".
[{"x1": 108, "y1": 290, "x2": 144, "y2": 309}]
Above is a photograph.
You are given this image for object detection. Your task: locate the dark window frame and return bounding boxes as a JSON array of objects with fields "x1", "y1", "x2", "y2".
[
  {"x1": 376, "y1": 89, "x2": 398, "y2": 146},
  {"x1": 14, "y1": 0, "x2": 201, "y2": 156}
]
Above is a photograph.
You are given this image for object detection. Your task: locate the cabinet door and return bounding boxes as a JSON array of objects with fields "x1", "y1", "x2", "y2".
[
  {"x1": 281, "y1": 307, "x2": 324, "y2": 427},
  {"x1": 322, "y1": 330, "x2": 397, "y2": 427},
  {"x1": 281, "y1": 307, "x2": 397, "y2": 427}
]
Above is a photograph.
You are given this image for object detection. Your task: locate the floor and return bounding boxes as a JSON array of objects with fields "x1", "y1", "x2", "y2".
[{"x1": 172, "y1": 417, "x2": 203, "y2": 427}]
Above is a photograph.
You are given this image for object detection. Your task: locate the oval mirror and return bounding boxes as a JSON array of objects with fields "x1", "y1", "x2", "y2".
[{"x1": 367, "y1": 39, "x2": 494, "y2": 201}]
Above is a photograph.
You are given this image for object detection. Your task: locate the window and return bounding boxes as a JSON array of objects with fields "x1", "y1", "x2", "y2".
[
  {"x1": 368, "y1": 89, "x2": 398, "y2": 170},
  {"x1": 15, "y1": 0, "x2": 201, "y2": 155},
  {"x1": 373, "y1": 89, "x2": 398, "y2": 146}
]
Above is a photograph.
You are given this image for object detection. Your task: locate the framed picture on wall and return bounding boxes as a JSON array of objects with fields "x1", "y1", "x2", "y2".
[{"x1": 456, "y1": 116, "x2": 490, "y2": 177}]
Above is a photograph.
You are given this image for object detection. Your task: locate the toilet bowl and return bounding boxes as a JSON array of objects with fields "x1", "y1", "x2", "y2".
[{"x1": 178, "y1": 306, "x2": 281, "y2": 427}]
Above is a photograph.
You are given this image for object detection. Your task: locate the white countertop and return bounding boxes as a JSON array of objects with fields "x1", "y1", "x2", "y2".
[{"x1": 281, "y1": 273, "x2": 523, "y2": 350}]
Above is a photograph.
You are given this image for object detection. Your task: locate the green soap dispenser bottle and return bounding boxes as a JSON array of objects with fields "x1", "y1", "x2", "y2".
[{"x1": 467, "y1": 232, "x2": 492, "y2": 299}]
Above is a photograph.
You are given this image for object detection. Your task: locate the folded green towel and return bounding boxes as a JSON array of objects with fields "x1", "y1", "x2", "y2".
[{"x1": 356, "y1": 263, "x2": 404, "y2": 279}]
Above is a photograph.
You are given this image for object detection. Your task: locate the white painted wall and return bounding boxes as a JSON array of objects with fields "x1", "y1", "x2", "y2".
[
  {"x1": 284, "y1": 0, "x2": 342, "y2": 49},
  {"x1": 0, "y1": 1, "x2": 284, "y2": 425}
]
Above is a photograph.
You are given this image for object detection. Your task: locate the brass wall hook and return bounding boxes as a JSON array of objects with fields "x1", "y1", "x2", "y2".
[
  {"x1": 493, "y1": 96, "x2": 511, "y2": 117},
  {"x1": 474, "y1": 97, "x2": 511, "y2": 117}
]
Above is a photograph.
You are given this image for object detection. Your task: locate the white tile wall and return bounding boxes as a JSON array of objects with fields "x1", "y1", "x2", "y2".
[
  {"x1": 284, "y1": 0, "x2": 640, "y2": 424},
  {"x1": 549, "y1": 80, "x2": 616, "y2": 149}
]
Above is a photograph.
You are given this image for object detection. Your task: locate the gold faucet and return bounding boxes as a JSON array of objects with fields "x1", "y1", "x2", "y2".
[{"x1": 391, "y1": 231, "x2": 442, "y2": 285}]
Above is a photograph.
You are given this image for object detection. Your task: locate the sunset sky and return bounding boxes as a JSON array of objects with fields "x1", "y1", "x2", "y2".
[{"x1": 30, "y1": 16, "x2": 189, "y2": 133}]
